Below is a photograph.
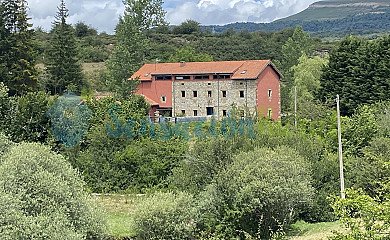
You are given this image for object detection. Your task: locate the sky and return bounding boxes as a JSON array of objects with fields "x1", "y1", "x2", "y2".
[{"x1": 27, "y1": 0, "x2": 319, "y2": 34}]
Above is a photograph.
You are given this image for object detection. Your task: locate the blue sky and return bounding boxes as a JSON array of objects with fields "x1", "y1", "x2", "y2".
[{"x1": 27, "y1": 0, "x2": 319, "y2": 33}]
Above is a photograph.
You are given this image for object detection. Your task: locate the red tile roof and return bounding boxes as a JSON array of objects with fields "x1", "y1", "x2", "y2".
[
  {"x1": 131, "y1": 60, "x2": 282, "y2": 81},
  {"x1": 140, "y1": 94, "x2": 159, "y2": 106}
]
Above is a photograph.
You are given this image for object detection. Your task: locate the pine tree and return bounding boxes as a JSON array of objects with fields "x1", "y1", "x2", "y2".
[
  {"x1": 46, "y1": 0, "x2": 84, "y2": 95},
  {"x1": 320, "y1": 36, "x2": 365, "y2": 115},
  {"x1": 105, "y1": 0, "x2": 166, "y2": 100},
  {"x1": 0, "y1": 0, "x2": 38, "y2": 95}
]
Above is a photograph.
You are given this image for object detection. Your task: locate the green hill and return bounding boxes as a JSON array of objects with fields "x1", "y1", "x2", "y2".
[
  {"x1": 283, "y1": 0, "x2": 390, "y2": 21},
  {"x1": 203, "y1": 0, "x2": 390, "y2": 38}
]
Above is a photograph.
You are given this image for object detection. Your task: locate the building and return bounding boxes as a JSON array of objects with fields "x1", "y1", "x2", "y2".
[{"x1": 131, "y1": 60, "x2": 282, "y2": 120}]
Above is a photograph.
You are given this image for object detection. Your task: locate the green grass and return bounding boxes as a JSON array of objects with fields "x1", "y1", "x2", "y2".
[
  {"x1": 287, "y1": 220, "x2": 343, "y2": 240},
  {"x1": 93, "y1": 194, "x2": 142, "y2": 239},
  {"x1": 94, "y1": 194, "x2": 344, "y2": 240}
]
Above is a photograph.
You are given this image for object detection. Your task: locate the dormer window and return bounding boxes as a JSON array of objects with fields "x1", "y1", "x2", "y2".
[
  {"x1": 144, "y1": 72, "x2": 150, "y2": 77},
  {"x1": 241, "y1": 70, "x2": 247, "y2": 74}
]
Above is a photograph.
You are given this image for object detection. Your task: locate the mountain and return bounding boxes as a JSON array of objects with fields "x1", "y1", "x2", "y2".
[{"x1": 202, "y1": 0, "x2": 390, "y2": 37}]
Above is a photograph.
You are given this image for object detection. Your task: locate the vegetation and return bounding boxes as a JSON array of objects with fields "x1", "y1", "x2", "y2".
[
  {"x1": 3, "y1": 0, "x2": 390, "y2": 239},
  {"x1": 45, "y1": 0, "x2": 84, "y2": 94},
  {"x1": 0, "y1": 140, "x2": 108, "y2": 239}
]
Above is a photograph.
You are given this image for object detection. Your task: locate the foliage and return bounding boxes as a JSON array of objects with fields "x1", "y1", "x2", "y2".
[
  {"x1": 201, "y1": 146, "x2": 314, "y2": 239},
  {"x1": 280, "y1": 26, "x2": 312, "y2": 113},
  {"x1": 170, "y1": 135, "x2": 253, "y2": 194},
  {"x1": 168, "y1": 46, "x2": 213, "y2": 63},
  {"x1": 0, "y1": 91, "x2": 54, "y2": 144},
  {"x1": 329, "y1": 188, "x2": 390, "y2": 240},
  {"x1": 0, "y1": 133, "x2": 12, "y2": 159},
  {"x1": 74, "y1": 21, "x2": 97, "y2": 38},
  {"x1": 172, "y1": 19, "x2": 201, "y2": 35},
  {"x1": 320, "y1": 35, "x2": 390, "y2": 115},
  {"x1": 0, "y1": 0, "x2": 38, "y2": 95},
  {"x1": 291, "y1": 53, "x2": 328, "y2": 119},
  {"x1": 0, "y1": 142, "x2": 109, "y2": 239},
  {"x1": 45, "y1": 0, "x2": 85, "y2": 94},
  {"x1": 280, "y1": 26, "x2": 311, "y2": 73},
  {"x1": 132, "y1": 191, "x2": 199, "y2": 240},
  {"x1": 105, "y1": 0, "x2": 166, "y2": 100}
]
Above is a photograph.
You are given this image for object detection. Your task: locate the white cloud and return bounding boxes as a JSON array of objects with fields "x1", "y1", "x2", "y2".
[
  {"x1": 166, "y1": 0, "x2": 319, "y2": 25},
  {"x1": 27, "y1": 0, "x2": 124, "y2": 33},
  {"x1": 26, "y1": 0, "x2": 318, "y2": 33}
]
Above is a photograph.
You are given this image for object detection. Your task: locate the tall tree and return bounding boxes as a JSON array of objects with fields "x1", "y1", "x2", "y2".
[
  {"x1": 321, "y1": 35, "x2": 390, "y2": 116},
  {"x1": 0, "y1": 0, "x2": 38, "y2": 95},
  {"x1": 280, "y1": 26, "x2": 311, "y2": 73},
  {"x1": 320, "y1": 36, "x2": 366, "y2": 115},
  {"x1": 279, "y1": 26, "x2": 311, "y2": 113},
  {"x1": 105, "y1": 0, "x2": 166, "y2": 100},
  {"x1": 46, "y1": 0, "x2": 84, "y2": 95},
  {"x1": 290, "y1": 53, "x2": 328, "y2": 120}
]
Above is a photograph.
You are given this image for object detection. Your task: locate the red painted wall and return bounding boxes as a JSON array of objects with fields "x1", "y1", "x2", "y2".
[
  {"x1": 136, "y1": 76, "x2": 173, "y2": 108},
  {"x1": 256, "y1": 65, "x2": 281, "y2": 120}
]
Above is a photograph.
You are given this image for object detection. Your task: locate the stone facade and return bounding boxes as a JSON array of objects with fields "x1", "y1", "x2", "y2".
[{"x1": 172, "y1": 77, "x2": 258, "y2": 119}]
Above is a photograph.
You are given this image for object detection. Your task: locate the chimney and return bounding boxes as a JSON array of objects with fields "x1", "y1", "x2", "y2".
[{"x1": 180, "y1": 61, "x2": 186, "y2": 67}]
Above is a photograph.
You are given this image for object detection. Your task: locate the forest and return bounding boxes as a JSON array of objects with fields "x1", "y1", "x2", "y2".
[{"x1": 1, "y1": 0, "x2": 390, "y2": 239}]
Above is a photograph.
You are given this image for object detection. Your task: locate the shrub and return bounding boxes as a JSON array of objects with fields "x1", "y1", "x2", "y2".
[
  {"x1": 0, "y1": 142, "x2": 109, "y2": 239},
  {"x1": 202, "y1": 146, "x2": 314, "y2": 239},
  {"x1": 0, "y1": 133, "x2": 12, "y2": 159},
  {"x1": 131, "y1": 191, "x2": 199, "y2": 240}
]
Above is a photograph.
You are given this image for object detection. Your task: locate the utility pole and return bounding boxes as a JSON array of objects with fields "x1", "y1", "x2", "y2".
[
  {"x1": 336, "y1": 94, "x2": 345, "y2": 199},
  {"x1": 294, "y1": 86, "x2": 297, "y2": 128}
]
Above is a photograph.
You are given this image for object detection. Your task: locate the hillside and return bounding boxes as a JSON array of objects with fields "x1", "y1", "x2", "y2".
[{"x1": 203, "y1": 0, "x2": 390, "y2": 38}]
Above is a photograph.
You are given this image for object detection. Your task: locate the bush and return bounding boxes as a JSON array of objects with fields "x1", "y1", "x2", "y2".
[
  {"x1": 132, "y1": 191, "x2": 199, "y2": 240},
  {"x1": 0, "y1": 142, "x2": 109, "y2": 239},
  {"x1": 0, "y1": 133, "x2": 12, "y2": 159},
  {"x1": 202, "y1": 146, "x2": 314, "y2": 239}
]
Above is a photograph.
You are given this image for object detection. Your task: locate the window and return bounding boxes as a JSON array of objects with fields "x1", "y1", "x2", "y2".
[
  {"x1": 240, "y1": 82, "x2": 244, "y2": 85},
  {"x1": 194, "y1": 75, "x2": 209, "y2": 80},
  {"x1": 193, "y1": 110, "x2": 198, "y2": 116},
  {"x1": 175, "y1": 76, "x2": 190, "y2": 80},
  {"x1": 156, "y1": 75, "x2": 171, "y2": 80},
  {"x1": 193, "y1": 91, "x2": 198, "y2": 97},
  {"x1": 206, "y1": 107, "x2": 214, "y2": 116},
  {"x1": 267, "y1": 108, "x2": 273, "y2": 118},
  {"x1": 241, "y1": 70, "x2": 247, "y2": 74},
  {"x1": 240, "y1": 91, "x2": 244, "y2": 98},
  {"x1": 161, "y1": 95, "x2": 166, "y2": 103},
  {"x1": 208, "y1": 91, "x2": 212, "y2": 97},
  {"x1": 181, "y1": 110, "x2": 186, "y2": 115},
  {"x1": 223, "y1": 110, "x2": 227, "y2": 116},
  {"x1": 268, "y1": 89, "x2": 272, "y2": 98},
  {"x1": 181, "y1": 91, "x2": 186, "y2": 97},
  {"x1": 208, "y1": 82, "x2": 211, "y2": 86},
  {"x1": 144, "y1": 72, "x2": 150, "y2": 77},
  {"x1": 222, "y1": 91, "x2": 227, "y2": 98},
  {"x1": 213, "y1": 74, "x2": 230, "y2": 79},
  {"x1": 181, "y1": 83, "x2": 185, "y2": 86}
]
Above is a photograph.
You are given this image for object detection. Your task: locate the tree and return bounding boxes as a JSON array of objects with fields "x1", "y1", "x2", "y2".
[
  {"x1": 280, "y1": 26, "x2": 311, "y2": 73},
  {"x1": 0, "y1": 0, "x2": 38, "y2": 95},
  {"x1": 172, "y1": 19, "x2": 201, "y2": 35},
  {"x1": 320, "y1": 36, "x2": 365, "y2": 116},
  {"x1": 46, "y1": 0, "x2": 84, "y2": 94},
  {"x1": 105, "y1": 0, "x2": 166, "y2": 100},
  {"x1": 291, "y1": 53, "x2": 329, "y2": 120},
  {"x1": 74, "y1": 21, "x2": 97, "y2": 38},
  {"x1": 202, "y1": 146, "x2": 314, "y2": 239},
  {"x1": 280, "y1": 26, "x2": 311, "y2": 113},
  {"x1": 168, "y1": 46, "x2": 213, "y2": 63},
  {"x1": 0, "y1": 142, "x2": 108, "y2": 239}
]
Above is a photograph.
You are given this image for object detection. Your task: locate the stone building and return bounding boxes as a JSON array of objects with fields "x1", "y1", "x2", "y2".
[{"x1": 132, "y1": 60, "x2": 282, "y2": 120}]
